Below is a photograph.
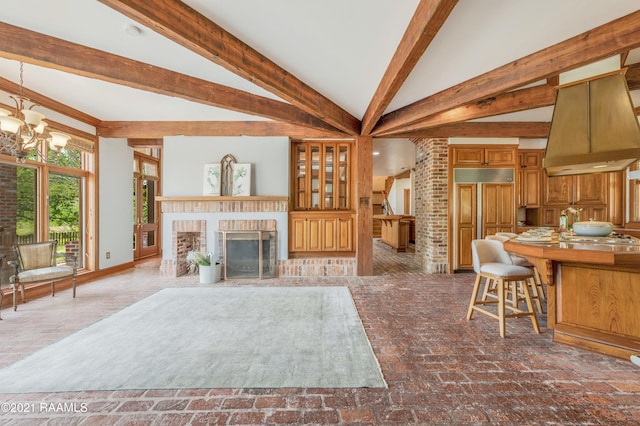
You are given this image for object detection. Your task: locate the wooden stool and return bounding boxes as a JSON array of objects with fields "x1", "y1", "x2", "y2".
[
  {"x1": 467, "y1": 239, "x2": 540, "y2": 338},
  {"x1": 486, "y1": 235, "x2": 546, "y2": 313}
]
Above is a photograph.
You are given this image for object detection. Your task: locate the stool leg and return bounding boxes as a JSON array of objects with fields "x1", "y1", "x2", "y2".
[
  {"x1": 528, "y1": 276, "x2": 543, "y2": 313},
  {"x1": 498, "y1": 279, "x2": 506, "y2": 338},
  {"x1": 467, "y1": 274, "x2": 483, "y2": 320},
  {"x1": 520, "y1": 280, "x2": 540, "y2": 334}
]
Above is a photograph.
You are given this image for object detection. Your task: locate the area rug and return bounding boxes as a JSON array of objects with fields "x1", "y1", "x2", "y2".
[{"x1": 0, "y1": 286, "x2": 386, "y2": 392}]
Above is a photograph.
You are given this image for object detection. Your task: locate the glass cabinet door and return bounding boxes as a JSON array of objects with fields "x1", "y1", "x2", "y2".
[
  {"x1": 338, "y1": 144, "x2": 349, "y2": 209},
  {"x1": 295, "y1": 144, "x2": 307, "y2": 209},
  {"x1": 310, "y1": 145, "x2": 321, "y2": 209},
  {"x1": 324, "y1": 145, "x2": 334, "y2": 209}
]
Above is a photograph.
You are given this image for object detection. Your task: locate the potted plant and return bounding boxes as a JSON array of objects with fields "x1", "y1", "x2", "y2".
[{"x1": 186, "y1": 251, "x2": 221, "y2": 283}]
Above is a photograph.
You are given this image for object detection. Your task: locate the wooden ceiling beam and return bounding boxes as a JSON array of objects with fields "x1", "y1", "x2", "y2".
[
  {"x1": 98, "y1": 120, "x2": 349, "y2": 139},
  {"x1": 0, "y1": 23, "x2": 339, "y2": 134},
  {"x1": 375, "y1": 84, "x2": 556, "y2": 137},
  {"x1": 99, "y1": 0, "x2": 360, "y2": 135},
  {"x1": 388, "y1": 121, "x2": 550, "y2": 138},
  {"x1": 625, "y1": 62, "x2": 640, "y2": 91},
  {"x1": 372, "y1": 10, "x2": 640, "y2": 135},
  {"x1": 360, "y1": 0, "x2": 458, "y2": 134}
]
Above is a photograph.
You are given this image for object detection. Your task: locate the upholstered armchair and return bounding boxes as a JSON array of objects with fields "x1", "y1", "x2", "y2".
[{"x1": 8, "y1": 240, "x2": 78, "y2": 313}]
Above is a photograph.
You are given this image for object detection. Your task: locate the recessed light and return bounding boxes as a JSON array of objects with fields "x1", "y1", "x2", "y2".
[{"x1": 373, "y1": 151, "x2": 380, "y2": 156}]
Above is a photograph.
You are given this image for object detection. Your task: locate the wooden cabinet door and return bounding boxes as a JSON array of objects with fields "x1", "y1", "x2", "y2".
[
  {"x1": 307, "y1": 217, "x2": 322, "y2": 251},
  {"x1": 485, "y1": 148, "x2": 516, "y2": 166},
  {"x1": 608, "y1": 171, "x2": 625, "y2": 227},
  {"x1": 541, "y1": 207, "x2": 561, "y2": 227},
  {"x1": 544, "y1": 175, "x2": 573, "y2": 206},
  {"x1": 521, "y1": 169, "x2": 540, "y2": 208},
  {"x1": 323, "y1": 218, "x2": 337, "y2": 251},
  {"x1": 290, "y1": 217, "x2": 308, "y2": 252},
  {"x1": 456, "y1": 184, "x2": 477, "y2": 269},
  {"x1": 337, "y1": 216, "x2": 353, "y2": 251},
  {"x1": 519, "y1": 151, "x2": 541, "y2": 168},
  {"x1": 482, "y1": 183, "x2": 515, "y2": 236},
  {"x1": 574, "y1": 174, "x2": 607, "y2": 205},
  {"x1": 452, "y1": 147, "x2": 484, "y2": 166}
]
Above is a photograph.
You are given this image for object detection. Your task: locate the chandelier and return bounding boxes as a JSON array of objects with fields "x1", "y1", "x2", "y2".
[{"x1": 0, "y1": 62, "x2": 71, "y2": 162}]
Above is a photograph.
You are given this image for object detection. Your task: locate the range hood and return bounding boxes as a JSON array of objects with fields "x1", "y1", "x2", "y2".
[{"x1": 543, "y1": 70, "x2": 640, "y2": 176}]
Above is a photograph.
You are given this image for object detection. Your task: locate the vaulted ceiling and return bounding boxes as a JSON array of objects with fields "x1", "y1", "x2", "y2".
[{"x1": 1, "y1": 1, "x2": 640, "y2": 175}]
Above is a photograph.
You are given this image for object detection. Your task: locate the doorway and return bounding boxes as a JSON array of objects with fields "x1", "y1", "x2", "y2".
[{"x1": 133, "y1": 153, "x2": 160, "y2": 260}]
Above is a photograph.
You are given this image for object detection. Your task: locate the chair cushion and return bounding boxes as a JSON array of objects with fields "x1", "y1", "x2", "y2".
[
  {"x1": 17, "y1": 266, "x2": 74, "y2": 283},
  {"x1": 480, "y1": 263, "x2": 532, "y2": 277}
]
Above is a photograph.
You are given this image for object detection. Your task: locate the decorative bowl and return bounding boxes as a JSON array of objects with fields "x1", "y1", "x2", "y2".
[{"x1": 572, "y1": 220, "x2": 614, "y2": 237}]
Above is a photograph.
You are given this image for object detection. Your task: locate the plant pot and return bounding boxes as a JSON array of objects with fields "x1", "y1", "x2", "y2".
[{"x1": 199, "y1": 262, "x2": 222, "y2": 284}]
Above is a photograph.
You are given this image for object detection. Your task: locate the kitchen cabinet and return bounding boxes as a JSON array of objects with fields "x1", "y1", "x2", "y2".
[
  {"x1": 544, "y1": 173, "x2": 607, "y2": 206},
  {"x1": 451, "y1": 145, "x2": 517, "y2": 167},
  {"x1": 289, "y1": 212, "x2": 354, "y2": 253},
  {"x1": 374, "y1": 215, "x2": 412, "y2": 252},
  {"x1": 517, "y1": 150, "x2": 542, "y2": 208},
  {"x1": 541, "y1": 173, "x2": 612, "y2": 227}
]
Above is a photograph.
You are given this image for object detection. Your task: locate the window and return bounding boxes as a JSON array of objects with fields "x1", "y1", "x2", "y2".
[{"x1": 0, "y1": 138, "x2": 94, "y2": 281}]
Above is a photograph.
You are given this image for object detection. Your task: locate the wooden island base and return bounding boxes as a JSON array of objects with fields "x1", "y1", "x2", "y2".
[
  {"x1": 374, "y1": 215, "x2": 414, "y2": 252},
  {"x1": 504, "y1": 239, "x2": 640, "y2": 360}
]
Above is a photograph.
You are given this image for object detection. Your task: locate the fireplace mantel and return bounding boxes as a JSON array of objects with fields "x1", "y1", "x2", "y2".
[
  {"x1": 157, "y1": 196, "x2": 289, "y2": 213},
  {"x1": 157, "y1": 196, "x2": 288, "y2": 202}
]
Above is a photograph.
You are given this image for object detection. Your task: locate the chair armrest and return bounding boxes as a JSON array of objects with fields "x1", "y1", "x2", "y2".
[{"x1": 7, "y1": 259, "x2": 19, "y2": 274}]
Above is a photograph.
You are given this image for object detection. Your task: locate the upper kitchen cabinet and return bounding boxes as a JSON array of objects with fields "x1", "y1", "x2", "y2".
[
  {"x1": 543, "y1": 173, "x2": 607, "y2": 206},
  {"x1": 451, "y1": 145, "x2": 517, "y2": 168},
  {"x1": 517, "y1": 150, "x2": 542, "y2": 208},
  {"x1": 291, "y1": 139, "x2": 351, "y2": 211}
]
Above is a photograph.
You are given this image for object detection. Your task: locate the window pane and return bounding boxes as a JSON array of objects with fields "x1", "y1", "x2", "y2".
[
  {"x1": 48, "y1": 146, "x2": 82, "y2": 169},
  {"x1": 48, "y1": 172, "x2": 83, "y2": 268}
]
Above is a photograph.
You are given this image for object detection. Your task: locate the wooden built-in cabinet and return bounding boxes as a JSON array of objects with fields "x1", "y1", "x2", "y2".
[
  {"x1": 452, "y1": 145, "x2": 517, "y2": 167},
  {"x1": 289, "y1": 212, "x2": 353, "y2": 253},
  {"x1": 290, "y1": 139, "x2": 354, "y2": 254}
]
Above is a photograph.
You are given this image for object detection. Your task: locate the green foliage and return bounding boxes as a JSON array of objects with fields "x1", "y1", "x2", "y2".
[{"x1": 186, "y1": 251, "x2": 211, "y2": 266}]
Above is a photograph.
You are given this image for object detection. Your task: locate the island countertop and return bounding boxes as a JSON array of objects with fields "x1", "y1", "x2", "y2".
[{"x1": 503, "y1": 238, "x2": 640, "y2": 268}]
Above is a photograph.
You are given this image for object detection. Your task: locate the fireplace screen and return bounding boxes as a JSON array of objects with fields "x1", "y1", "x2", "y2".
[{"x1": 219, "y1": 230, "x2": 277, "y2": 279}]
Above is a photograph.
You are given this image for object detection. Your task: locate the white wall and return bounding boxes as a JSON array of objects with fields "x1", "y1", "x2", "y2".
[
  {"x1": 162, "y1": 136, "x2": 290, "y2": 261},
  {"x1": 99, "y1": 138, "x2": 134, "y2": 268},
  {"x1": 163, "y1": 136, "x2": 289, "y2": 196},
  {"x1": 389, "y1": 178, "x2": 411, "y2": 215}
]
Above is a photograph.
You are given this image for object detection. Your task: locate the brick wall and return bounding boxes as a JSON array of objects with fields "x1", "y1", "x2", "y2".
[{"x1": 413, "y1": 138, "x2": 450, "y2": 273}]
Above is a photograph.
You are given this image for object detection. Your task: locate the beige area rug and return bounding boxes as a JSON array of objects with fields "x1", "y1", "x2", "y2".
[{"x1": 0, "y1": 287, "x2": 386, "y2": 392}]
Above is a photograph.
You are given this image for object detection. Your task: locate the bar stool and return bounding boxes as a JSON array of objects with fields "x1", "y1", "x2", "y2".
[
  {"x1": 467, "y1": 239, "x2": 540, "y2": 338},
  {"x1": 489, "y1": 234, "x2": 546, "y2": 313}
]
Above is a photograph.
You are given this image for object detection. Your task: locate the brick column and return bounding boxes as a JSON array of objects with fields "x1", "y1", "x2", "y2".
[{"x1": 413, "y1": 138, "x2": 449, "y2": 273}]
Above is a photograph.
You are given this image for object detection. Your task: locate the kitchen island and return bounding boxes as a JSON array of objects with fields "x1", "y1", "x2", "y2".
[
  {"x1": 374, "y1": 215, "x2": 414, "y2": 252},
  {"x1": 504, "y1": 237, "x2": 640, "y2": 360}
]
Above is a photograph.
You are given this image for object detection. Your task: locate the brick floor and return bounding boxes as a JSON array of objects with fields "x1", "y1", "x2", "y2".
[{"x1": 0, "y1": 241, "x2": 639, "y2": 425}]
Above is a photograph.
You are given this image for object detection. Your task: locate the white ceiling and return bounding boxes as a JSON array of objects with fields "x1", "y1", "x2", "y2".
[{"x1": 1, "y1": 0, "x2": 639, "y2": 176}]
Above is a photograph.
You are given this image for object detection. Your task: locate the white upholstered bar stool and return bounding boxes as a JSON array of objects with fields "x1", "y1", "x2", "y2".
[
  {"x1": 466, "y1": 239, "x2": 540, "y2": 338},
  {"x1": 491, "y1": 233, "x2": 546, "y2": 313}
]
